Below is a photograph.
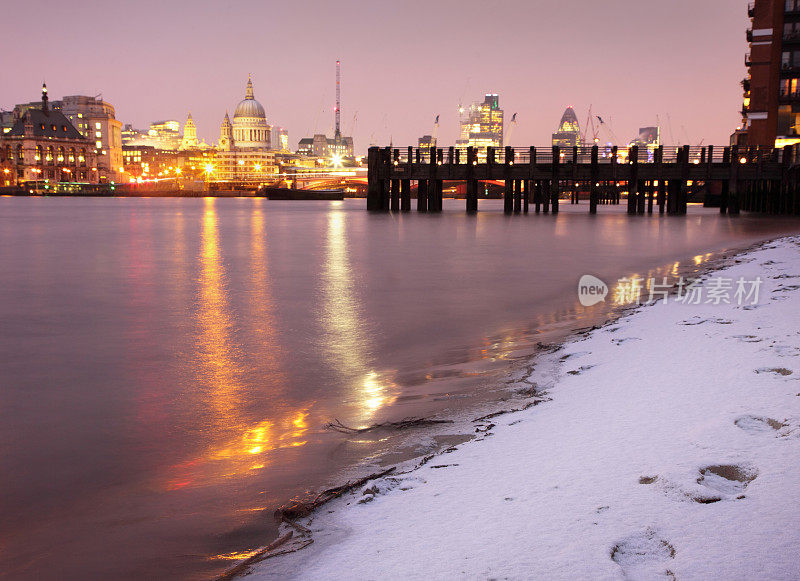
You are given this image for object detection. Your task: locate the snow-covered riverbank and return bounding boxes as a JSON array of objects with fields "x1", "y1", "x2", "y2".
[{"x1": 251, "y1": 236, "x2": 800, "y2": 581}]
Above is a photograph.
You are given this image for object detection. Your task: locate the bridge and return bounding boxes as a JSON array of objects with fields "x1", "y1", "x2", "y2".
[{"x1": 366, "y1": 145, "x2": 800, "y2": 216}]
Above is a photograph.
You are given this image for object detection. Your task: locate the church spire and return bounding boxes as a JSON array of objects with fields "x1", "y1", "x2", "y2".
[
  {"x1": 245, "y1": 74, "x2": 254, "y2": 100},
  {"x1": 41, "y1": 82, "x2": 49, "y2": 113}
]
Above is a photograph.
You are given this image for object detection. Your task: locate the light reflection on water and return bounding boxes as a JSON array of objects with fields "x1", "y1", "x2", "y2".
[{"x1": 320, "y1": 208, "x2": 396, "y2": 426}]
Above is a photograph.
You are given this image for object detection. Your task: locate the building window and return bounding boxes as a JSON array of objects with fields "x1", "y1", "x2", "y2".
[
  {"x1": 95, "y1": 122, "x2": 101, "y2": 130},
  {"x1": 96, "y1": 141, "x2": 102, "y2": 149}
]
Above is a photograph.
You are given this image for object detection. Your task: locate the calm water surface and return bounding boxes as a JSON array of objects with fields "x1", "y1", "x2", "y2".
[{"x1": 1, "y1": 197, "x2": 798, "y2": 580}]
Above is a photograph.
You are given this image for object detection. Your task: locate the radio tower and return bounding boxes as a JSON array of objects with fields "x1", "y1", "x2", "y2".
[{"x1": 334, "y1": 60, "x2": 341, "y2": 141}]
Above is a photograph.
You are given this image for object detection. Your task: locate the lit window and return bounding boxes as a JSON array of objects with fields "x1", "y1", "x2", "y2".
[
  {"x1": 95, "y1": 131, "x2": 102, "y2": 138},
  {"x1": 95, "y1": 122, "x2": 101, "y2": 129},
  {"x1": 96, "y1": 141, "x2": 102, "y2": 149}
]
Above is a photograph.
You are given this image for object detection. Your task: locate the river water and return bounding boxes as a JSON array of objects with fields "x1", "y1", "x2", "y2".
[{"x1": 1, "y1": 197, "x2": 798, "y2": 580}]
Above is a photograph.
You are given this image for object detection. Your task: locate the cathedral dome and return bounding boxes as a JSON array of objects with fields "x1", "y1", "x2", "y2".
[
  {"x1": 234, "y1": 98, "x2": 265, "y2": 120},
  {"x1": 229, "y1": 75, "x2": 271, "y2": 149},
  {"x1": 233, "y1": 75, "x2": 266, "y2": 120}
]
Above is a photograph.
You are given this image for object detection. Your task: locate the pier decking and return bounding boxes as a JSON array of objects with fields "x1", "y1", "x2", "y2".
[{"x1": 367, "y1": 145, "x2": 800, "y2": 216}]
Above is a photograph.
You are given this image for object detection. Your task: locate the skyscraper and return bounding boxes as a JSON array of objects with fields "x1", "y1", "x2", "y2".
[
  {"x1": 552, "y1": 107, "x2": 581, "y2": 148},
  {"x1": 457, "y1": 94, "x2": 504, "y2": 149}
]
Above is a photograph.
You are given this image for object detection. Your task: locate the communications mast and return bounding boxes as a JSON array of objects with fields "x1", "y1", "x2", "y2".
[{"x1": 335, "y1": 60, "x2": 341, "y2": 140}]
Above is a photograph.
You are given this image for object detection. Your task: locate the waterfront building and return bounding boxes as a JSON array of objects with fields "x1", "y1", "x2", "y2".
[
  {"x1": 456, "y1": 94, "x2": 504, "y2": 149},
  {"x1": 741, "y1": 0, "x2": 800, "y2": 146},
  {"x1": 1, "y1": 110, "x2": 14, "y2": 134},
  {"x1": 297, "y1": 133, "x2": 354, "y2": 161},
  {"x1": 552, "y1": 107, "x2": 581, "y2": 148},
  {"x1": 60, "y1": 95, "x2": 123, "y2": 181},
  {"x1": 0, "y1": 84, "x2": 98, "y2": 185},
  {"x1": 212, "y1": 77, "x2": 278, "y2": 184}
]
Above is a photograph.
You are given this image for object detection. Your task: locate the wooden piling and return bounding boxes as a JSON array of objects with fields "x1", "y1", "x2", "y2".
[
  {"x1": 627, "y1": 145, "x2": 639, "y2": 215},
  {"x1": 551, "y1": 146, "x2": 560, "y2": 214},
  {"x1": 504, "y1": 146, "x2": 514, "y2": 215},
  {"x1": 590, "y1": 145, "x2": 599, "y2": 214}
]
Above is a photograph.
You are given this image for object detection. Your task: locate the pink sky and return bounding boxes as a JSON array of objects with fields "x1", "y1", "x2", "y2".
[{"x1": 2, "y1": 0, "x2": 749, "y2": 153}]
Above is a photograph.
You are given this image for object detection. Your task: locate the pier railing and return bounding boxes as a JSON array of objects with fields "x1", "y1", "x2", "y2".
[{"x1": 367, "y1": 144, "x2": 800, "y2": 216}]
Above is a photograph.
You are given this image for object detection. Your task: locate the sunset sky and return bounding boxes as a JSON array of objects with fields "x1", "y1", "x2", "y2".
[{"x1": 3, "y1": 0, "x2": 749, "y2": 152}]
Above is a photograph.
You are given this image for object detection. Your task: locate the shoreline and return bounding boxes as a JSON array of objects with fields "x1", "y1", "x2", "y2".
[{"x1": 239, "y1": 237, "x2": 796, "y2": 579}]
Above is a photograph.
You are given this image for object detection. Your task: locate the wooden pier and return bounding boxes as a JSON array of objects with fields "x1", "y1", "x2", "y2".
[{"x1": 367, "y1": 145, "x2": 800, "y2": 216}]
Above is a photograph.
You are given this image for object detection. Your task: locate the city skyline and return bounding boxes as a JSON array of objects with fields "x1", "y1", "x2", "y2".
[{"x1": 3, "y1": 0, "x2": 749, "y2": 151}]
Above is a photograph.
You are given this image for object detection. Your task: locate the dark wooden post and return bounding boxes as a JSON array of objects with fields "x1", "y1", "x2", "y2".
[
  {"x1": 571, "y1": 146, "x2": 579, "y2": 204},
  {"x1": 401, "y1": 179, "x2": 411, "y2": 211},
  {"x1": 720, "y1": 147, "x2": 731, "y2": 214},
  {"x1": 466, "y1": 146, "x2": 478, "y2": 213},
  {"x1": 417, "y1": 179, "x2": 428, "y2": 212},
  {"x1": 514, "y1": 179, "x2": 522, "y2": 213},
  {"x1": 380, "y1": 147, "x2": 391, "y2": 211},
  {"x1": 729, "y1": 145, "x2": 740, "y2": 215},
  {"x1": 627, "y1": 145, "x2": 639, "y2": 215},
  {"x1": 677, "y1": 145, "x2": 690, "y2": 215},
  {"x1": 656, "y1": 146, "x2": 665, "y2": 214},
  {"x1": 504, "y1": 146, "x2": 514, "y2": 214},
  {"x1": 428, "y1": 146, "x2": 440, "y2": 213},
  {"x1": 636, "y1": 147, "x2": 646, "y2": 215},
  {"x1": 589, "y1": 145, "x2": 599, "y2": 214},
  {"x1": 611, "y1": 146, "x2": 619, "y2": 204},
  {"x1": 525, "y1": 146, "x2": 535, "y2": 214},
  {"x1": 448, "y1": 146, "x2": 454, "y2": 165},
  {"x1": 367, "y1": 147, "x2": 381, "y2": 211},
  {"x1": 551, "y1": 146, "x2": 560, "y2": 214},
  {"x1": 705, "y1": 145, "x2": 714, "y2": 207}
]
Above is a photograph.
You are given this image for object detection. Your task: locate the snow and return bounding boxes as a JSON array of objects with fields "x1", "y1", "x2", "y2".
[{"x1": 251, "y1": 237, "x2": 800, "y2": 581}]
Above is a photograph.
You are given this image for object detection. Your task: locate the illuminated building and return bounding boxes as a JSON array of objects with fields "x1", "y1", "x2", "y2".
[
  {"x1": 273, "y1": 126, "x2": 290, "y2": 152},
  {"x1": 740, "y1": 0, "x2": 800, "y2": 146},
  {"x1": 456, "y1": 94, "x2": 504, "y2": 149},
  {"x1": 121, "y1": 124, "x2": 147, "y2": 145},
  {"x1": 147, "y1": 120, "x2": 181, "y2": 150},
  {"x1": 551, "y1": 107, "x2": 581, "y2": 148},
  {"x1": 630, "y1": 126, "x2": 660, "y2": 148},
  {"x1": 418, "y1": 135, "x2": 437, "y2": 148},
  {"x1": 179, "y1": 112, "x2": 200, "y2": 150},
  {"x1": 0, "y1": 84, "x2": 98, "y2": 185},
  {"x1": 60, "y1": 95, "x2": 123, "y2": 181},
  {"x1": 213, "y1": 77, "x2": 277, "y2": 184},
  {"x1": 297, "y1": 134, "x2": 354, "y2": 160}
]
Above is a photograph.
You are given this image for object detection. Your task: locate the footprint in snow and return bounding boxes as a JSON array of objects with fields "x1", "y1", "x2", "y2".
[
  {"x1": 735, "y1": 415, "x2": 790, "y2": 436},
  {"x1": 567, "y1": 365, "x2": 595, "y2": 376},
  {"x1": 612, "y1": 337, "x2": 642, "y2": 346},
  {"x1": 755, "y1": 367, "x2": 793, "y2": 376},
  {"x1": 678, "y1": 317, "x2": 733, "y2": 326},
  {"x1": 730, "y1": 334, "x2": 763, "y2": 343},
  {"x1": 691, "y1": 464, "x2": 758, "y2": 503},
  {"x1": 610, "y1": 528, "x2": 676, "y2": 580}
]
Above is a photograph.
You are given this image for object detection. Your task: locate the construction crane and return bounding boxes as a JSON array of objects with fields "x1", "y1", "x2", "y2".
[
  {"x1": 581, "y1": 105, "x2": 620, "y2": 145},
  {"x1": 433, "y1": 114, "x2": 440, "y2": 146},
  {"x1": 595, "y1": 114, "x2": 621, "y2": 145},
  {"x1": 505, "y1": 113, "x2": 517, "y2": 146}
]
